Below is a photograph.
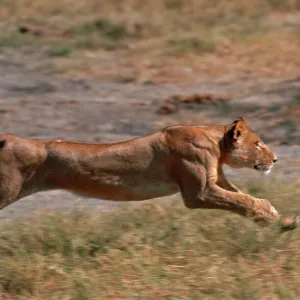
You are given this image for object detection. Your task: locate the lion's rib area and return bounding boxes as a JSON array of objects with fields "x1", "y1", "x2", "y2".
[{"x1": 34, "y1": 132, "x2": 179, "y2": 201}]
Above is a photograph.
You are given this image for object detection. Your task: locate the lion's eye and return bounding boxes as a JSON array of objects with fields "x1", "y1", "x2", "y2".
[{"x1": 255, "y1": 142, "x2": 261, "y2": 147}]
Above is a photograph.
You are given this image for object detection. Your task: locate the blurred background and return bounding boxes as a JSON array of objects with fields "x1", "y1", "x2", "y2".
[
  {"x1": 1, "y1": 0, "x2": 300, "y2": 143},
  {"x1": 2, "y1": 0, "x2": 300, "y2": 81},
  {"x1": 1, "y1": 1, "x2": 300, "y2": 299}
]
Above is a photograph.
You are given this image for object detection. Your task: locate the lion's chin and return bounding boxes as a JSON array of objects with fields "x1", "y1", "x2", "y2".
[
  {"x1": 263, "y1": 169, "x2": 271, "y2": 175},
  {"x1": 253, "y1": 164, "x2": 273, "y2": 175}
]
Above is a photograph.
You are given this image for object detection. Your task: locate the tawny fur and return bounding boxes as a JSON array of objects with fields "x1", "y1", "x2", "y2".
[{"x1": 0, "y1": 118, "x2": 278, "y2": 223}]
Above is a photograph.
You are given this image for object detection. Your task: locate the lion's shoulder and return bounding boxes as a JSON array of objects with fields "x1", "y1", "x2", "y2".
[{"x1": 160, "y1": 125, "x2": 218, "y2": 154}]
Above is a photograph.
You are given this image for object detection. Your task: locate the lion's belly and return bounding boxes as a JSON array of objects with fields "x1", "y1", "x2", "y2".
[
  {"x1": 70, "y1": 172, "x2": 179, "y2": 201},
  {"x1": 129, "y1": 179, "x2": 179, "y2": 200}
]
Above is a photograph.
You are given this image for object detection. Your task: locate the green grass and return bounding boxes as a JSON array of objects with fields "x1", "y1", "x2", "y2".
[
  {"x1": 65, "y1": 18, "x2": 131, "y2": 41},
  {"x1": 47, "y1": 45, "x2": 71, "y2": 57},
  {"x1": 0, "y1": 179, "x2": 300, "y2": 299},
  {"x1": 0, "y1": 33, "x2": 33, "y2": 48},
  {"x1": 168, "y1": 35, "x2": 217, "y2": 55}
]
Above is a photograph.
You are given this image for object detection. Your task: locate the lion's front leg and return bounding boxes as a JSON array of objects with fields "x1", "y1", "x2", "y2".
[
  {"x1": 175, "y1": 159, "x2": 279, "y2": 224},
  {"x1": 205, "y1": 184, "x2": 279, "y2": 223},
  {"x1": 216, "y1": 166, "x2": 242, "y2": 193}
]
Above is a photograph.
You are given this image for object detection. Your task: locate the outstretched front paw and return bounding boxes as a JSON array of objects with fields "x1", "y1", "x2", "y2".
[
  {"x1": 251, "y1": 200, "x2": 279, "y2": 226},
  {"x1": 279, "y1": 215, "x2": 299, "y2": 232}
]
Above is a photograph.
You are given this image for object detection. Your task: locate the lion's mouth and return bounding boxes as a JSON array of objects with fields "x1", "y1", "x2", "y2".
[{"x1": 253, "y1": 164, "x2": 272, "y2": 175}]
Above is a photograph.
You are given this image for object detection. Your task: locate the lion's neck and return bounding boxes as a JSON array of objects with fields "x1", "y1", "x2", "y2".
[{"x1": 218, "y1": 124, "x2": 235, "y2": 164}]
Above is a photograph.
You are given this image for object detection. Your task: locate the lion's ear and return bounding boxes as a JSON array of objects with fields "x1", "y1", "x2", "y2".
[
  {"x1": 232, "y1": 117, "x2": 247, "y2": 142},
  {"x1": 0, "y1": 140, "x2": 6, "y2": 149},
  {"x1": 232, "y1": 116, "x2": 246, "y2": 125}
]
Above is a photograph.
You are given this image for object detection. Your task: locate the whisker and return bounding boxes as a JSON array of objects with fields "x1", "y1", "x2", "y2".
[{"x1": 272, "y1": 191, "x2": 300, "y2": 199}]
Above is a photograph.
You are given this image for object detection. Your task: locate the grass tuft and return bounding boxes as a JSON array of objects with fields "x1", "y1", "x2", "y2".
[
  {"x1": 168, "y1": 35, "x2": 217, "y2": 55},
  {"x1": 47, "y1": 45, "x2": 71, "y2": 57},
  {"x1": 66, "y1": 18, "x2": 131, "y2": 41}
]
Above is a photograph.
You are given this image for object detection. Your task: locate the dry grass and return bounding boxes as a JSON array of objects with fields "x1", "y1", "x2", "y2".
[
  {"x1": 1, "y1": 0, "x2": 300, "y2": 82},
  {"x1": 1, "y1": 178, "x2": 300, "y2": 300}
]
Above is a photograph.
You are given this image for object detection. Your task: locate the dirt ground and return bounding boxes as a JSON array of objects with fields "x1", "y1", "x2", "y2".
[{"x1": 0, "y1": 52, "x2": 300, "y2": 220}]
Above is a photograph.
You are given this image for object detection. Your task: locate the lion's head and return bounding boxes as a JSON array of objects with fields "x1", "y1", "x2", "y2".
[{"x1": 224, "y1": 118, "x2": 277, "y2": 174}]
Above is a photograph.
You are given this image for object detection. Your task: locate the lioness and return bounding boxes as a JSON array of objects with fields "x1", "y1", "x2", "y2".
[{"x1": 0, "y1": 118, "x2": 294, "y2": 226}]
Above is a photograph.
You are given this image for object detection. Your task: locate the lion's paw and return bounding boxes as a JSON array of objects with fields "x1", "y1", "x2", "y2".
[{"x1": 279, "y1": 215, "x2": 299, "y2": 232}]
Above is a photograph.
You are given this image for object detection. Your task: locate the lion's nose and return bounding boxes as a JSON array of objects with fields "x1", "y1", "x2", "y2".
[{"x1": 273, "y1": 158, "x2": 278, "y2": 163}]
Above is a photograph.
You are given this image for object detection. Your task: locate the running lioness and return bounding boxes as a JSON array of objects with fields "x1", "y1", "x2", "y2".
[{"x1": 0, "y1": 118, "x2": 295, "y2": 227}]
